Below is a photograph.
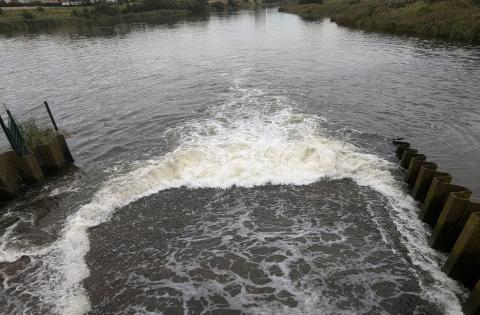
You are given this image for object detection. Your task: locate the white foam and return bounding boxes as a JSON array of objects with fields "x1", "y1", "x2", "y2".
[{"x1": 0, "y1": 85, "x2": 465, "y2": 314}]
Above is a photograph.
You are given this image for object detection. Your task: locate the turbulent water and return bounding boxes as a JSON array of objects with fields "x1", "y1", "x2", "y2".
[{"x1": 1, "y1": 8, "x2": 480, "y2": 315}]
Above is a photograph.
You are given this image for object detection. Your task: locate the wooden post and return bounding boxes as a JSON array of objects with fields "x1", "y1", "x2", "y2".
[
  {"x1": 44, "y1": 101, "x2": 58, "y2": 132},
  {"x1": 418, "y1": 172, "x2": 471, "y2": 227},
  {"x1": 451, "y1": 202, "x2": 480, "y2": 252},
  {"x1": 400, "y1": 148, "x2": 418, "y2": 169},
  {"x1": 430, "y1": 191, "x2": 471, "y2": 252},
  {"x1": 405, "y1": 154, "x2": 426, "y2": 185},
  {"x1": 410, "y1": 162, "x2": 437, "y2": 202},
  {"x1": 463, "y1": 279, "x2": 480, "y2": 315},
  {"x1": 0, "y1": 151, "x2": 20, "y2": 200},
  {"x1": 443, "y1": 213, "x2": 480, "y2": 286},
  {"x1": 418, "y1": 172, "x2": 452, "y2": 223},
  {"x1": 394, "y1": 141, "x2": 410, "y2": 159}
]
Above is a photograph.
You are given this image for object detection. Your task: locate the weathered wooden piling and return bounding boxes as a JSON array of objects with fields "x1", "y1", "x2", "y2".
[
  {"x1": 463, "y1": 279, "x2": 480, "y2": 315},
  {"x1": 419, "y1": 173, "x2": 470, "y2": 227},
  {"x1": 452, "y1": 202, "x2": 480, "y2": 251},
  {"x1": 395, "y1": 141, "x2": 410, "y2": 159},
  {"x1": 467, "y1": 255, "x2": 480, "y2": 290},
  {"x1": 405, "y1": 154, "x2": 426, "y2": 185},
  {"x1": 400, "y1": 148, "x2": 418, "y2": 168},
  {"x1": 430, "y1": 191, "x2": 472, "y2": 252},
  {"x1": 418, "y1": 172, "x2": 452, "y2": 224},
  {"x1": 443, "y1": 213, "x2": 480, "y2": 286},
  {"x1": 392, "y1": 139, "x2": 480, "y2": 313},
  {"x1": 410, "y1": 162, "x2": 437, "y2": 202},
  {"x1": 0, "y1": 151, "x2": 20, "y2": 199}
]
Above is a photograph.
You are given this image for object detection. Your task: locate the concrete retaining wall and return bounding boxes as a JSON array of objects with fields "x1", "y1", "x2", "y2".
[{"x1": 0, "y1": 134, "x2": 73, "y2": 202}]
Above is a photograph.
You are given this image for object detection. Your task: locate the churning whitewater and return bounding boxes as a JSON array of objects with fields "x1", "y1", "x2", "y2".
[{"x1": 0, "y1": 84, "x2": 465, "y2": 314}]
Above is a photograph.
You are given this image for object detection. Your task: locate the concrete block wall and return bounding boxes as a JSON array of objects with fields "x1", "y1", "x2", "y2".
[{"x1": 0, "y1": 134, "x2": 73, "y2": 202}]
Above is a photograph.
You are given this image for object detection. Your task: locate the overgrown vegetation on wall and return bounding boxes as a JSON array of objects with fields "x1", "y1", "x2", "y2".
[{"x1": 19, "y1": 119, "x2": 56, "y2": 151}]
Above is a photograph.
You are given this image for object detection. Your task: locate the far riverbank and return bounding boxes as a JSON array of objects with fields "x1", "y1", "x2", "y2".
[
  {"x1": 279, "y1": 0, "x2": 480, "y2": 44},
  {"x1": 0, "y1": 0, "x2": 212, "y2": 34},
  {"x1": 0, "y1": 0, "x2": 268, "y2": 34},
  {"x1": 0, "y1": 6, "x2": 195, "y2": 34}
]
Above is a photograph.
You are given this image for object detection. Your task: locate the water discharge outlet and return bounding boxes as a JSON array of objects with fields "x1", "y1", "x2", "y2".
[{"x1": 0, "y1": 101, "x2": 74, "y2": 201}]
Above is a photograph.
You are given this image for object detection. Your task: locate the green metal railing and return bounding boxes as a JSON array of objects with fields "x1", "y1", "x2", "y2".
[{"x1": 0, "y1": 101, "x2": 59, "y2": 157}]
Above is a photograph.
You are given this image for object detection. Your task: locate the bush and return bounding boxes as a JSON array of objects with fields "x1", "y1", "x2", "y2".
[
  {"x1": 122, "y1": 3, "x2": 140, "y2": 13},
  {"x1": 298, "y1": 0, "x2": 322, "y2": 4},
  {"x1": 82, "y1": 7, "x2": 91, "y2": 17},
  {"x1": 93, "y1": 3, "x2": 120, "y2": 16},
  {"x1": 184, "y1": 0, "x2": 209, "y2": 12},
  {"x1": 123, "y1": 0, "x2": 208, "y2": 13},
  {"x1": 22, "y1": 10, "x2": 34, "y2": 20},
  {"x1": 19, "y1": 118, "x2": 56, "y2": 151},
  {"x1": 474, "y1": 0, "x2": 480, "y2": 6},
  {"x1": 227, "y1": 0, "x2": 239, "y2": 9},
  {"x1": 210, "y1": 1, "x2": 225, "y2": 11},
  {"x1": 0, "y1": 8, "x2": 3, "y2": 15},
  {"x1": 36, "y1": 6, "x2": 44, "y2": 12},
  {"x1": 141, "y1": 0, "x2": 181, "y2": 10},
  {"x1": 72, "y1": 7, "x2": 91, "y2": 17}
]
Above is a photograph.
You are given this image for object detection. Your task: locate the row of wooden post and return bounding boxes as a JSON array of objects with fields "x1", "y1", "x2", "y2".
[{"x1": 393, "y1": 140, "x2": 480, "y2": 315}]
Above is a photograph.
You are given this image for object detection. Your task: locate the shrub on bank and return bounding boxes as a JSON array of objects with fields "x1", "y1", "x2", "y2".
[
  {"x1": 281, "y1": 0, "x2": 480, "y2": 43},
  {"x1": 22, "y1": 10, "x2": 34, "y2": 20},
  {"x1": 93, "y1": 3, "x2": 120, "y2": 16},
  {"x1": 298, "y1": 0, "x2": 322, "y2": 4},
  {"x1": 210, "y1": 1, "x2": 226, "y2": 12},
  {"x1": 136, "y1": 0, "x2": 208, "y2": 13},
  {"x1": 227, "y1": 0, "x2": 240, "y2": 10},
  {"x1": 19, "y1": 118, "x2": 56, "y2": 151}
]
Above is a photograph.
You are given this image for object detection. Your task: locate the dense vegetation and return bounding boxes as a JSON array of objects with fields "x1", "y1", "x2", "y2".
[
  {"x1": 279, "y1": 0, "x2": 480, "y2": 43},
  {"x1": 19, "y1": 118, "x2": 56, "y2": 151},
  {"x1": 0, "y1": 0, "x2": 208, "y2": 33}
]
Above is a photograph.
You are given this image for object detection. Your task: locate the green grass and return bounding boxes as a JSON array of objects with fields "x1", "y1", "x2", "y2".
[
  {"x1": 18, "y1": 118, "x2": 56, "y2": 151},
  {"x1": 279, "y1": 0, "x2": 480, "y2": 43},
  {"x1": 0, "y1": 7, "x2": 73, "y2": 23},
  {"x1": 0, "y1": 2, "x2": 205, "y2": 33}
]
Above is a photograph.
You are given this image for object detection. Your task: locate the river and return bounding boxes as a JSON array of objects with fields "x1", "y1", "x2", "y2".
[{"x1": 0, "y1": 7, "x2": 479, "y2": 315}]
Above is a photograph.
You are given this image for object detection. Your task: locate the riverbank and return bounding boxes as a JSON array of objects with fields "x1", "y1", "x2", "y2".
[
  {"x1": 0, "y1": 0, "x2": 269, "y2": 34},
  {"x1": 279, "y1": 0, "x2": 480, "y2": 43},
  {"x1": 0, "y1": 4, "x2": 203, "y2": 34}
]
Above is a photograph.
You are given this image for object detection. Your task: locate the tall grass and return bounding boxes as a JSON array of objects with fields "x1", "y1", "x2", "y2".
[
  {"x1": 280, "y1": 0, "x2": 480, "y2": 43},
  {"x1": 0, "y1": 0, "x2": 207, "y2": 33},
  {"x1": 19, "y1": 118, "x2": 56, "y2": 151}
]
